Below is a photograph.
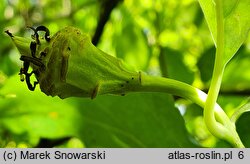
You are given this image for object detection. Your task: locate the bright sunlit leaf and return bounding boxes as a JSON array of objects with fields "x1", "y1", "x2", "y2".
[{"x1": 198, "y1": 0, "x2": 250, "y2": 64}]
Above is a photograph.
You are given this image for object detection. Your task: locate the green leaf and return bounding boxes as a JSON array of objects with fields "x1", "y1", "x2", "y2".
[
  {"x1": 198, "y1": 0, "x2": 250, "y2": 64},
  {"x1": 231, "y1": 98, "x2": 250, "y2": 124},
  {"x1": 112, "y1": 7, "x2": 149, "y2": 70},
  {"x1": 222, "y1": 46, "x2": 250, "y2": 91},
  {"x1": 74, "y1": 93, "x2": 196, "y2": 147},
  {"x1": 0, "y1": 75, "x2": 81, "y2": 144},
  {"x1": 161, "y1": 48, "x2": 195, "y2": 84},
  {"x1": 0, "y1": 56, "x2": 19, "y2": 76},
  {"x1": 197, "y1": 46, "x2": 215, "y2": 83},
  {"x1": 0, "y1": 75, "x2": 196, "y2": 147},
  {"x1": 236, "y1": 111, "x2": 250, "y2": 147}
]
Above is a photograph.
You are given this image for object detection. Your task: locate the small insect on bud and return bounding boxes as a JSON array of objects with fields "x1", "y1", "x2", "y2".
[{"x1": 6, "y1": 26, "x2": 141, "y2": 99}]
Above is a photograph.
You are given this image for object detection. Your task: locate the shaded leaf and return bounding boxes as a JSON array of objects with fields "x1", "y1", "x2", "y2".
[
  {"x1": 236, "y1": 111, "x2": 250, "y2": 147},
  {"x1": 231, "y1": 98, "x2": 250, "y2": 124},
  {"x1": 197, "y1": 46, "x2": 215, "y2": 83},
  {"x1": 113, "y1": 7, "x2": 149, "y2": 70},
  {"x1": 74, "y1": 93, "x2": 196, "y2": 147},
  {"x1": 161, "y1": 47, "x2": 195, "y2": 84}
]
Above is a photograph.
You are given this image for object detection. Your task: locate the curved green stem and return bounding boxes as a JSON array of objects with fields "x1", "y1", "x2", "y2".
[
  {"x1": 132, "y1": 73, "x2": 244, "y2": 147},
  {"x1": 135, "y1": 73, "x2": 227, "y2": 126},
  {"x1": 231, "y1": 98, "x2": 250, "y2": 124},
  {"x1": 204, "y1": 0, "x2": 225, "y2": 140},
  {"x1": 202, "y1": 0, "x2": 244, "y2": 148}
]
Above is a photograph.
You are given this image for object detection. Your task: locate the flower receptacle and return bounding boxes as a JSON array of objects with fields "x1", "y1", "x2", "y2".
[{"x1": 6, "y1": 26, "x2": 141, "y2": 99}]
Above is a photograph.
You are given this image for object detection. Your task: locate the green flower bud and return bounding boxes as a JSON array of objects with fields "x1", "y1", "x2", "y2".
[
  {"x1": 6, "y1": 26, "x2": 244, "y2": 147},
  {"x1": 6, "y1": 26, "x2": 141, "y2": 99}
]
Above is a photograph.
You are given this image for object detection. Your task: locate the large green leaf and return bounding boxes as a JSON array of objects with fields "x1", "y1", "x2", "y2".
[
  {"x1": 161, "y1": 47, "x2": 194, "y2": 84},
  {"x1": 0, "y1": 75, "x2": 81, "y2": 146},
  {"x1": 112, "y1": 7, "x2": 149, "y2": 70},
  {"x1": 197, "y1": 46, "x2": 215, "y2": 83},
  {"x1": 231, "y1": 99, "x2": 250, "y2": 124},
  {"x1": 1, "y1": 75, "x2": 196, "y2": 147},
  {"x1": 198, "y1": 0, "x2": 250, "y2": 64},
  {"x1": 71, "y1": 93, "x2": 196, "y2": 147},
  {"x1": 222, "y1": 46, "x2": 250, "y2": 91},
  {"x1": 236, "y1": 112, "x2": 250, "y2": 147}
]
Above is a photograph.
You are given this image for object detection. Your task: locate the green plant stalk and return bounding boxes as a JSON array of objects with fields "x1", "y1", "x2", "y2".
[
  {"x1": 204, "y1": 0, "x2": 244, "y2": 148},
  {"x1": 135, "y1": 73, "x2": 228, "y2": 123},
  {"x1": 6, "y1": 26, "x2": 244, "y2": 147},
  {"x1": 231, "y1": 98, "x2": 250, "y2": 124}
]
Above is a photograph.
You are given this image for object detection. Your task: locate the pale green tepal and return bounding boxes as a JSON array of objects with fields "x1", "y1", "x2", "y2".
[{"x1": 6, "y1": 26, "x2": 141, "y2": 99}]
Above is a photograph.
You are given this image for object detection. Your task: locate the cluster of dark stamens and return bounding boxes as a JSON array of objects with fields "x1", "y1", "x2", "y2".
[{"x1": 19, "y1": 25, "x2": 51, "y2": 91}]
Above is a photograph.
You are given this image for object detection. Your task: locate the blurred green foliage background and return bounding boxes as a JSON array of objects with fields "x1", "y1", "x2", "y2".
[{"x1": 0, "y1": 0, "x2": 250, "y2": 148}]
